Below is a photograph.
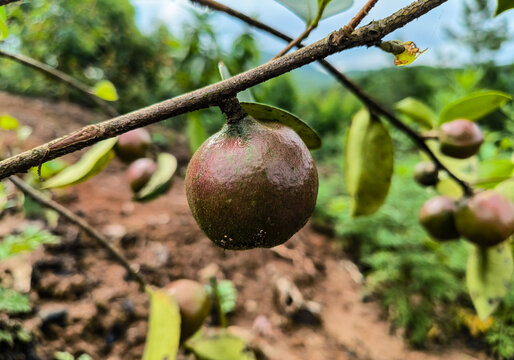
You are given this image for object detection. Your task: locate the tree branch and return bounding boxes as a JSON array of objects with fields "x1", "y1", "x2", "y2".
[
  {"x1": 0, "y1": 0, "x2": 21, "y2": 5},
  {"x1": 8, "y1": 175, "x2": 148, "y2": 291},
  {"x1": 190, "y1": 0, "x2": 473, "y2": 195},
  {"x1": 0, "y1": 49, "x2": 119, "y2": 117},
  {"x1": 0, "y1": 0, "x2": 448, "y2": 180}
]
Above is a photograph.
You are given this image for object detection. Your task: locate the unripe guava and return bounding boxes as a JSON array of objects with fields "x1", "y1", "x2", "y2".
[
  {"x1": 185, "y1": 116, "x2": 318, "y2": 250},
  {"x1": 413, "y1": 161, "x2": 438, "y2": 187},
  {"x1": 439, "y1": 119, "x2": 483, "y2": 159},
  {"x1": 419, "y1": 196, "x2": 460, "y2": 240},
  {"x1": 115, "y1": 128, "x2": 151, "y2": 163},
  {"x1": 127, "y1": 158, "x2": 157, "y2": 192},
  {"x1": 166, "y1": 279, "x2": 210, "y2": 340},
  {"x1": 455, "y1": 191, "x2": 514, "y2": 247}
]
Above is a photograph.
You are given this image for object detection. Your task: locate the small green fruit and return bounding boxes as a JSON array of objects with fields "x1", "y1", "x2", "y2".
[
  {"x1": 455, "y1": 191, "x2": 514, "y2": 247},
  {"x1": 127, "y1": 158, "x2": 157, "y2": 192},
  {"x1": 413, "y1": 161, "x2": 438, "y2": 187},
  {"x1": 419, "y1": 196, "x2": 460, "y2": 240},
  {"x1": 166, "y1": 279, "x2": 210, "y2": 340},
  {"x1": 439, "y1": 119, "x2": 483, "y2": 159},
  {"x1": 115, "y1": 128, "x2": 151, "y2": 163},
  {"x1": 186, "y1": 116, "x2": 318, "y2": 250}
]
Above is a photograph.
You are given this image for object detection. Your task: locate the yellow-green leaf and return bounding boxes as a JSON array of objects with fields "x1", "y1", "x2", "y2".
[
  {"x1": 134, "y1": 153, "x2": 177, "y2": 202},
  {"x1": 344, "y1": 109, "x2": 394, "y2": 216},
  {"x1": 439, "y1": 91, "x2": 512, "y2": 125},
  {"x1": 435, "y1": 178, "x2": 464, "y2": 200},
  {"x1": 0, "y1": 6, "x2": 8, "y2": 41},
  {"x1": 187, "y1": 112, "x2": 208, "y2": 153},
  {"x1": 495, "y1": 0, "x2": 514, "y2": 16},
  {"x1": 185, "y1": 330, "x2": 255, "y2": 360},
  {"x1": 394, "y1": 97, "x2": 436, "y2": 129},
  {"x1": 143, "y1": 288, "x2": 181, "y2": 360},
  {"x1": 92, "y1": 80, "x2": 118, "y2": 101},
  {"x1": 466, "y1": 243, "x2": 513, "y2": 320},
  {"x1": 241, "y1": 102, "x2": 321, "y2": 150},
  {"x1": 42, "y1": 137, "x2": 117, "y2": 188},
  {"x1": 0, "y1": 114, "x2": 19, "y2": 130},
  {"x1": 393, "y1": 41, "x2": 426, "y2": 67},
  {"x1": 495, "y1": 178, "x2": 514, "y2": 202},
  {"x1": 475, "y1": 159, "x2": 514, "y2": 189}
]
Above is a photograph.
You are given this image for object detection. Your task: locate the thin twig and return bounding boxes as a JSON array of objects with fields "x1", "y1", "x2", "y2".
[
  {"x1": 272, "y1": 24, "x2": 315, "y2": 60},
  {"x1": 0, "y1": 50, "x2": 119, "y2": 117},
  {"x1": 9, "y1": 175, "x2": 148, "y2": 291},
  {"x1": 343, "y1": 0, "x2": 380, "y2": 34},
  {"x1": 190, "y1": 0, "x2": 472, "y2": 195},
  {"x1": 0, "y1": 0, "x2": 449, "y2": 180}
]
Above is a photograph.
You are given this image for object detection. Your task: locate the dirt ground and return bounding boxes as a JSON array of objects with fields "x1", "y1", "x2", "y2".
[{"x1": 0, "y1": 92, "x2": 491, "y2": 360}]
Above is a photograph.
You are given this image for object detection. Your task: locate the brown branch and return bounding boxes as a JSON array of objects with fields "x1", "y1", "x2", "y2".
[
  {"x1": 272, "y1": 24, "x2": 315, "y2": 60},
  {"x1": 344, "y1": 0, "x2": 380, "y2": 34},
  {"x1": 0, "y1": 0, "x2": 448, "y2": 180},
  {"x1": 0, "y1": 50, "x2": 119, "y2": 117},
  {"x1": 189, "y1": 0, "x2": 473, "y2": 195},
  {"x1": 8, "y1": 175, "x2": 148, "y2": 291},
  {"x1": 0, "y1": 0, "x2": 21, "y2": 5}
]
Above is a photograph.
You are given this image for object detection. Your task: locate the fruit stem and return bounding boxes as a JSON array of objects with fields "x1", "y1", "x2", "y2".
[{"x1": 219, "y1": 97, "x2": 248, "y2": 125}]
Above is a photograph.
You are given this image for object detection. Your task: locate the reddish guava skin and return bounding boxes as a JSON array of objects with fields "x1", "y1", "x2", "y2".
[
  {"x1": 166, "y1": 279, "x2": 210, "y2": 340},
  {"x1": 185, "y1": 116, "x2": 318, "y2": 250},
  {"x1": 127, "y1": 158, "x2": 157, "y2": 192},
  {"x1": 114, "y1": 128, "x2": 151, "y2": 163},
  {"x1": 413, "y1": 161, "x2": 439, "y2": 187},
  {"x1": 439, "y1": 119, "x2": 484, "y2": 159},
  {"x1": 419, "y1": 196, "x2": 460, "y2": 240},
  {"x1": 455, "y1": 191, "x2": 514, "y2": 247}
]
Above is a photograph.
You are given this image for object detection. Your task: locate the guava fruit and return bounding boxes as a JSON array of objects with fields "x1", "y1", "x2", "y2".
[
  {"x1": 185, "y1": 115, "x2": 318, "y2": 250},
  {"x1": 419, "y1": 196, "x2": 460, "y2": 240},
  {"x1": 115, "y1": 128, "x2": 151, "y2": 163},
  {"x1": 166, "y1": 279, "x2": 211, "y2": 340},
  {"x1": 413, "y1": 161, "x2": 439, "y2": 187},
  {"x1": 455, "y1": 190, "x2": 514, "y2": 247},
  {"x1": 439, "y1": 119, "x2": 483, "y2": 159},
  {"x1": 127, "y1": 158, "x2": 157, "y2": 192}
]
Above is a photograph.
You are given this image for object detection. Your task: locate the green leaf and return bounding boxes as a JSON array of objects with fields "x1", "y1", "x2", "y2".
[
  {"x1": 54, "y1": 352, "x2": 74, "y2": 360},
  {"x1": 134, "y1": 153, "x2": 177, "y2": 202},
  {"x1": 0, "y1": 6, "x2": 8, "y2": 41},
  {"x1": 435, "y1": 178, "x2": 464, "y2": 200},
  {"x1": 187, "y1": 112, "x2": 208, "y2": 153},
  {"x1": 240, "y1": 102, "x2": 321, "y2": 150},
  {"x1": 424, "y1": 140, "x2": 477, "y2": 182},
  {"x1": 439, "y1": 91, "x2": 512, "y2": 125},
  {"x1": 274, "y1": 0, "x2": 353, "y2": 24},
  {"x1": 0, "y1": 287, "x2": 31, "y2": 314},
  {"x1": 394, "y1": 97, "x2": 436, "y2": 129},
  {"x1": 92, "y1": 80, "x2": 118, "y2": 101},
  {"x1": 218, "y1": 62, "x2": 255, "y2": 103},
  {"x1": 475, "y1": 159, "x2": 514, "y2": 189},
  {"x1": 42, "y1": 137, "x2": 117, "y2": 188},
  {"x1": 0, "y1": 330, "x2": 14, "y2": 346},
  {"x1": 185, "y1": 331, "x2": 255, "y2": 360},
  {"x1": 466, "y1": 243, "x2": 513, "y2": 320},
  {"x1": 0, "y1": 226, "x2": 59, "y2": 261},
  {"x1": 344, "y1": 109, "x2": 394, "y2": 216},
  {"x1": 495, "y1": 0, "x2": 514, "y2": 16},
  {"x1": 143, "y1": 288, "x2": 181, "y2": 360},
  {"x1": 206, "y1": 280, "x2": 237, "y2": 315},
  {"x1": 0, "y1": 114, "x2": 19, "y2": 130}
]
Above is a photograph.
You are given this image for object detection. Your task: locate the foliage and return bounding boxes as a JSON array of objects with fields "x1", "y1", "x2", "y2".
[
  {"x1": 0, "y1": 225, "x2": 59, "y2": 261},
  {"x1": 0, "y1": 287, "x2": 31, "y2": 314}
]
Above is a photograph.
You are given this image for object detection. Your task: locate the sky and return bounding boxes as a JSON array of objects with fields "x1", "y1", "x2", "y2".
[{"x1": 130, "y1": 0, "x2": 514, "y2": 72}]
